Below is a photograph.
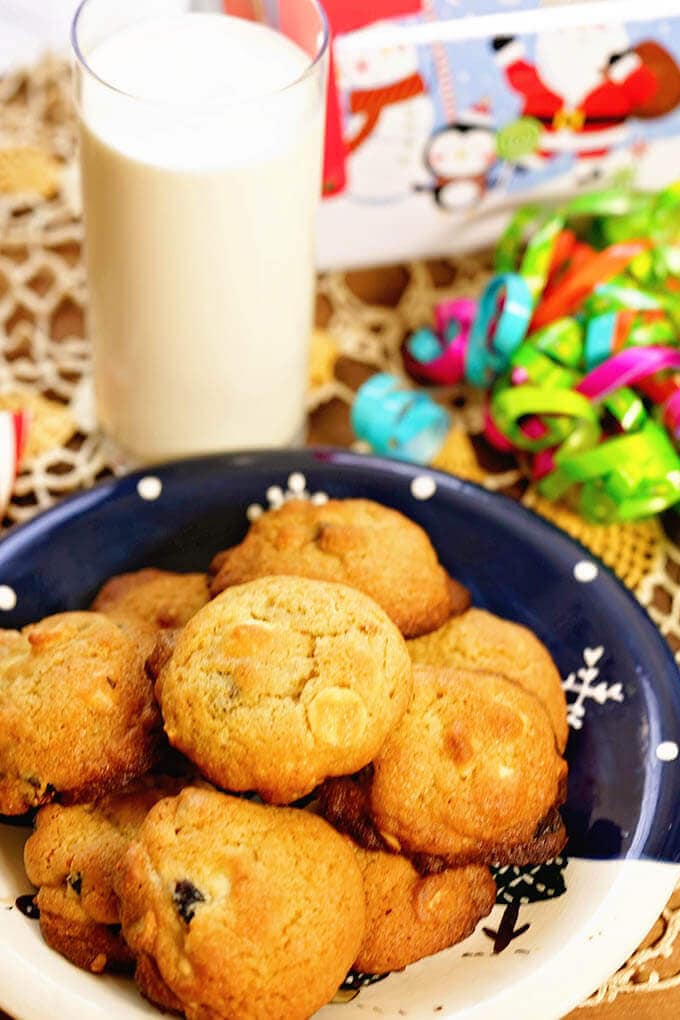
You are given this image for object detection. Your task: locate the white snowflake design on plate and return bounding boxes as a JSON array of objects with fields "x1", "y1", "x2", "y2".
[
  {"x1": 562, "y1": 646, "x2": 624, "y2": 730},
  {"x1": 245, "y1": 472, "x2": 328, "y2": 521}
]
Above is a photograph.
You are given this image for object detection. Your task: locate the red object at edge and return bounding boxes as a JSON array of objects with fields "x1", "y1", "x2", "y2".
[
  {"x1": 322, "y1": 2, "x2": 424, "y2": 197},
  {"x1": 224, "y1": 2, "x2": 424, "y2": 198}
]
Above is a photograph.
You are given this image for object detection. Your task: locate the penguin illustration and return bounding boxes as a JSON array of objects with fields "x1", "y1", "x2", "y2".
[{"x1": 420, "y1": 100, "x2": 498, "y2": 211}]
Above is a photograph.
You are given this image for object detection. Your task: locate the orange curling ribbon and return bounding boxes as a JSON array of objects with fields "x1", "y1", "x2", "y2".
[
  {"x1": 547, "y1": 229, "x2": 577, "y2": 275},
  {"x1": 544, "y1": 240, "x2": 597, "y2": 300},
  {"x1": 613, "y1": 309, "x2": 636, "y2": 353},
  {"x1": 532, "y1": 240, "x2": 653, "y2": 330}
]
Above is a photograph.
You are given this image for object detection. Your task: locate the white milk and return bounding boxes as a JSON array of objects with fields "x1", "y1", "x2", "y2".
[{"x1": 77, "y1": 12, "x2": 324, "y2": 461}]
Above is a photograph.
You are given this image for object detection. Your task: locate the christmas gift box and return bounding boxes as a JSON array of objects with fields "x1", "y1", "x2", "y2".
[{"x1": 317, "y1": 0, "x2": 680, "y2": 268}]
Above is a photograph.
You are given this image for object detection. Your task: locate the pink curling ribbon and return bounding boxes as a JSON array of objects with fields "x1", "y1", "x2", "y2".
[
  {"x1": 533, "y1": 449, "x2": 556, "y2": 480},
  {"x1": 0, "y1": 410, "x2": 29, "y2": 517},
  {"x1": 401, "y1": 331, "x2": 466, "y2": 387},
  {"x1": 577, "y1": 346, "x2": 680, "y2": 400},
  {"x1": 424, "y1": 334, "x2": 467, "y2": 385},
  {"x1": 485, "y1": 398, "x2": 551, "y2": 454},
  {"x1": 528, "y1": 348, "x2": 680, "y2": 483},
  {"x1": 636, "y1": 373, "x2": 680, "y2": 437},
  {"x1": 527, "y1": 349, "x2": 680, "y2": 480},
  {"x1": 403, "y1": 298, "x2": 476, "y2": 386},
  {"x1": 430, "y1": 297, "x2": 475, "y2": 385},
  {"x1": 435, "y1": 297, "x2": 477, "y2": 340},
  {"x1": 483, "y1": 404, "x2": 514, "y2": 452}
]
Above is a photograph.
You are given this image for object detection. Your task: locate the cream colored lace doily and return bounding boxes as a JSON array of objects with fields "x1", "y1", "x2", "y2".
[{"x1": 0, "y1": 58, "x2": 678, "y2": 1011}]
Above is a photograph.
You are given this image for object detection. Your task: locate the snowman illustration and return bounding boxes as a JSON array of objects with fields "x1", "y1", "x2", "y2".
[
  {"x1": 335, "y1": 24, "x2": 434, "y2": 203},
  {"x1": 492, "y1": 0, "x2": 680, "y2": 182},
  {"x1": 419, "y1": 99, "x2": 499, "y2": 212}
]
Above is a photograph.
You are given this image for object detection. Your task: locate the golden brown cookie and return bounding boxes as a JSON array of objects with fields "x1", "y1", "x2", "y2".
[
  {"x1": 321, "y1": 769, "x2": 566, "y2": 871},
  {"x1": 24, "y1": 775, "x2": 184, "y2": 973},
  {"x1": 35, "y1": 889, "x2": 133, "y2": 974},
  {"x1": 408, "y1": 609, "x2": 568, "y2": 751},
  {"x1": 0, "y1": 612, "x2": 159, "y2": 815},
  {"x1": 117, "y1": 787, "x2": 366, "y2": 1020},
  {"x1": 318, "y1": 769, "x2": 447, "y2": 872},
  {"x1": 369, "y1": 666, "x2": 567, "y2": 865},
  {"x1": 352, "y1": 846, "x2": 496, "y2": 973},
  {"x1": 156, "y1": 576, "x2": 413, "y2": 804},
  {"x1": 208, "y1": 498, "x2": 466, "y2": 637},
  {"x1": 92, "y1": 568, "x2": 209, "y2": 659}
]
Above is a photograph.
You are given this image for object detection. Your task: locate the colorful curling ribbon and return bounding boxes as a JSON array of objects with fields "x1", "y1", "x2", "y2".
[
  {"x1": 401, "y1": 298, "x2": 475, "y2": 386},
  {"x1": 465, "y1": 273, "x2": 534, "y2": 387},
  {"x1": 359, "y1": 184, "x2": 680, "y2": 522},
  {"x1": 351, "y1": 373, "x2": 450, "y2": 465}
]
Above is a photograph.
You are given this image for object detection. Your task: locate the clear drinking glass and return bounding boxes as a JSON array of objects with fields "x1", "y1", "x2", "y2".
[{"x1": 72, "y1": 0, "x2": 328, "y2": 462}]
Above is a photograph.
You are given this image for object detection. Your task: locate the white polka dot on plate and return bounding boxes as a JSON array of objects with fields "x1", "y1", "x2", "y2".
[
  {"x1": 574, "y1": 560, "x2": 598, "y2": 583},
  {"x1": 656, "y1": 741, "x2": 679, "y2": 762},
  {"x1": 311, "y1": 491, "x2": 329, "y2": 506},
  {"x1": 287, "y1": 472, "x2": 306, "y2": 494},
  {"x1": 137, "y1": 476, "x2": 162, "y2": 501},
  {"x1": 266, "y1": 485, "x2": 284, "y2": 509},
  {"x1": 246, "y1": 503, "x2": 263, "y2": 522},
  {"x1": 411, "y1": 475, "x2": 437, "y2": 501},
  {"x1": 0, "y1": 585, "x2": 17, "y2": 611}
]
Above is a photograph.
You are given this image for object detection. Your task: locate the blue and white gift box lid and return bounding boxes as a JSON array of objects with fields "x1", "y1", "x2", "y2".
[{"x1": 318, "y1": 0, "x2": 680, "y2": 268}]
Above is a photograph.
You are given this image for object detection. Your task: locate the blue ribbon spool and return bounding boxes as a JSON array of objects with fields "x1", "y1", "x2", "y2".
[
  {"x1": 351, "y1": 373, "x2": 450, "y2": 465},
  {"x1": 466, "y1": 273, "x2": 533, "y2": 387}
]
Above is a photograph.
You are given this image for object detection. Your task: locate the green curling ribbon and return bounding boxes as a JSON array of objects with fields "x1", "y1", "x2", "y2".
[
  {"x1": 496, "y1": 117, "x2": 543, "y2": 162},
  {"x1": 644, "y1": 288, "x2": 680, "y2": 330},
  {"x1": 540, "y1": 428, "x2": 647, "y2": 504},
  {"x1": 626, "y1": 246, "x2": 680, "y2": 285},
  {"x1": 595, "y1": 186, "x2": 680, "y2": 247},
  {"x1": 476, "y1": 185, "x2": 680, "y2": 523},
  {"x1": 656, "y1": 246, "x2": 680, "y2": 278},
  {"x1": 495, "y1": 205, "x2": 543, "y2": 273},
  {"x1": 531, "y1": 318, "x2": 584, "y2": 368},
  {"x1": 511, "y1": 344, "x2": 579, "y2": 389},
  {"x1": 629, "y1": 249, "x2": 654, "y2": 283},
  {"x1": 596, "y1": 199, "x2": 657, "y2": 245},
  {"x1": 495, "y1": 207, "x2": 565, "y2": 297},
  {"x1": 492, "y1": 385, "x2": 600, "y2": 452},
  {"x1": 648, "y1": 185, "x2": 680, "y2": 241},
  {"x1": 583, "y1": 280, "x2": 662, "y2": 316},
  {"x1": 604, "y1": 388, "x2": 647, "y2": 432},
  {"x1": 544, "y1": 421, "x2": 680, "y2": 523},
  {"x1": 566, "y1": 188, "x2": 646, "y2": 220},
  {"x1": 628, "y1": 316, "x2": 675, "y2": 348},
  {"x1": 520, "y1": 214, "x2": 565, "y2": 301}
]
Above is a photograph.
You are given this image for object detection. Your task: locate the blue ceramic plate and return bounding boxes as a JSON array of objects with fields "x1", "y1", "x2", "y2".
[{"x1": 0, "y1": 448, "x2": 678, "y2": 1020}]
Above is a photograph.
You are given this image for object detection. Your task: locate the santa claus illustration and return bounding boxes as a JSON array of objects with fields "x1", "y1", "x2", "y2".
[
  {"x1": 492, "y1": 0, "x2": 680, "y2": 179},
  {"x1": 419, "y1": 99, "x2": 498, "y2": 212},
  {"x1": 335, "y1": 24, "x2": 434, "y2": 202}
]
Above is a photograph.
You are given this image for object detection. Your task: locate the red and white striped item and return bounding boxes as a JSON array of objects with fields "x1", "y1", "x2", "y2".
[{"x1": 0, "y1": 410, "x2": 29, "y2": 518}]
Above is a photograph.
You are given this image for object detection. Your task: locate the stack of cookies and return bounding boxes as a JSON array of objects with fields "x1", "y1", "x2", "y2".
[{"x1": 0, "y1": 497, "x2": 569, "y2": 1020}]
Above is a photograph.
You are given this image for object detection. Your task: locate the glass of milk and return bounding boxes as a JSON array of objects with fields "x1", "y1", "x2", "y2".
[{"x1": 71, "y1": 0, "x2": 328, "y2": 462}]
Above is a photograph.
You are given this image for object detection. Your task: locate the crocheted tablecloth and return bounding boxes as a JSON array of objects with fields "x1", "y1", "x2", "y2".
[{"x1": 0, "y1": 57, "x2": 679, "y2": 1020}]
